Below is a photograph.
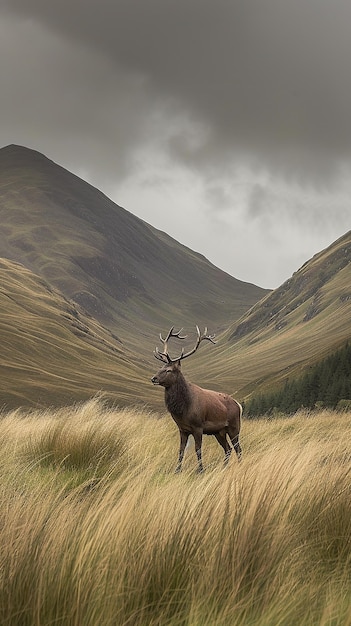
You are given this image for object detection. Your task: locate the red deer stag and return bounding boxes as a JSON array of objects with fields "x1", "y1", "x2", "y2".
[{"x1": 151, "y1": 326, "x2": 242, "y2": 472}]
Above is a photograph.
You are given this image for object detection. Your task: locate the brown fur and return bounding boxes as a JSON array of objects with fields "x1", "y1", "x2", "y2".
[{"x1": 151, "y1": 361, "x2": 242, "y2": 472}]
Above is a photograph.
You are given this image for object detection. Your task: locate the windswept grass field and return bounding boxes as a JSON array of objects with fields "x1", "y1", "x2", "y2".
[{"x1": 0, "y1": 398, "x2": 350, "y2": 625}]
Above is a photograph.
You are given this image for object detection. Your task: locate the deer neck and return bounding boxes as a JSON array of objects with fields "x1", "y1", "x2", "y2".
[{"x1": 165, "y1": 372, "x2": 191, "y2": 418}]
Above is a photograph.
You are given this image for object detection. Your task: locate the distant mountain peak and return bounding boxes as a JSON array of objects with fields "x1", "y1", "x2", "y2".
[
  {"x1": 0, "y1": 144, "x2": 59, "y2": 169},
  {"x1": 1, "y1": 143, "x2": 45, "y2": 157}
]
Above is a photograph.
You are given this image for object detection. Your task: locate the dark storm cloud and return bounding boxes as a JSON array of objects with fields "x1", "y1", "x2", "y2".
[
  {"x1": 1, "y1": 0, "x2": 351, "y2": 288},
  {"x1": 2, "y1": 0, "x2": 351, "y2": 182}
]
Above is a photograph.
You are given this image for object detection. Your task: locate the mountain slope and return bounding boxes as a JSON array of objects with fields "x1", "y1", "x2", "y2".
[
  {"x1": 189, "y1": 231, "x2": 351, "y2": 400},
  {"x1": 0, "y1": 145, "x2": 268, "y2": 356},
  {"x1": 4, "y1": 144, "x2": 349, "y2": 412},
  {"x1": 0, "y1": 257, "x2": 155, "y2": 409}
]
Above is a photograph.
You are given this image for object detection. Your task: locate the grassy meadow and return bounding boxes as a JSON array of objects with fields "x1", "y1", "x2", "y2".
[{"x1": 0, "y1": 398, "x2": 350, "y2": 626}]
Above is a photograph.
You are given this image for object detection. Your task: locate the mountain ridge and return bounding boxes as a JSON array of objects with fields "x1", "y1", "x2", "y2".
[
  {"x1": 0, "y1": 144, "x2": 268, "y2": 355},
  {"x1": 188, "y1": 230, "x2": 351, "y2": 401},
  {"x1": 1, "y1": 144, "x2": 351, "y2": 410},
  {"x1": 230, "y1": 229, "x2": 351, "y2": 340}
]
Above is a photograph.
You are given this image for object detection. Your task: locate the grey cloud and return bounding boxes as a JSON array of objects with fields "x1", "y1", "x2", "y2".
[
  {"x1": 2, "y1": 0, "x2": 351, "y2": 182},
  {"x1": 247, "y1": 184, "x2": 268, "y2": 220},
  {"x1": 1, "y1": 0, "x2": 351, "y2": 289},
  {"x1": 0, "y1": 13, "x2": 163, "y2": 184}
]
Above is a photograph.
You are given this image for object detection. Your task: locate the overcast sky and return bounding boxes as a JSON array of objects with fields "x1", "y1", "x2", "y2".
[{"x1": 1, "y1": 1, "x2": 351, "y2": 288}]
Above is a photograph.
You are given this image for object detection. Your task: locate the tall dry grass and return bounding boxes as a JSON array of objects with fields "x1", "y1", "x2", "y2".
[{"x1": 0, "y1": 398, "x2": 350, "y2": 625}]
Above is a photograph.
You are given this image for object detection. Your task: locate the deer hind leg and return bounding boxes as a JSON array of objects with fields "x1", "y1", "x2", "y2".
[
  {"x1": 193, "y1": 429, "x2": 204, "y2": 473},
  {"x1": 214, "y1": 431, "x2": 232, "y2": 465},
  {"x1": 229, "y1": 433, "x2": 242, "y2": 462},
  {"x1": 175, "y1": 430, "x2": 189, "y2": 473}
]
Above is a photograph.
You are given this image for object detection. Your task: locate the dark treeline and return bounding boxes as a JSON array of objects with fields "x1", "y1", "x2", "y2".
[{"x1": 246, "y1": 341, "x2": 351, "y2": 416}]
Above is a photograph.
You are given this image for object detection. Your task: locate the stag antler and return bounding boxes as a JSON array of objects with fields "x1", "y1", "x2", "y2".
[
  {"x1": 154, "y1": 326, "x2": 187, "y2": 363},
  {"x1": 154, "y1": 325, "x2": 216, "y2": 364}
]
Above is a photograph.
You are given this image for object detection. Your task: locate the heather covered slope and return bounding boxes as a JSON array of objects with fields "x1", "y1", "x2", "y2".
[
  {"x1": 0, "y1": 144, "x2": 268, "y2": 354},
  {"x1": 190, "y1": 230, "x2": 351, "y2": 399}
]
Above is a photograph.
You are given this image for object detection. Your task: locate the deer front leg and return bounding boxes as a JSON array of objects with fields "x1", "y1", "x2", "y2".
[
  {"x1": 193, "y1": 429, "x2": 204, "y2": 473},
  {"x1": 175, "y1": 430, "x2": 189, "y2": 473}
]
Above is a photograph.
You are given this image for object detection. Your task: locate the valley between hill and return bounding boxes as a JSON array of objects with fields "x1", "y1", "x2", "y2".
[{"x1": 1, "y1": 144, "x2": 351, "y2": 409}]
